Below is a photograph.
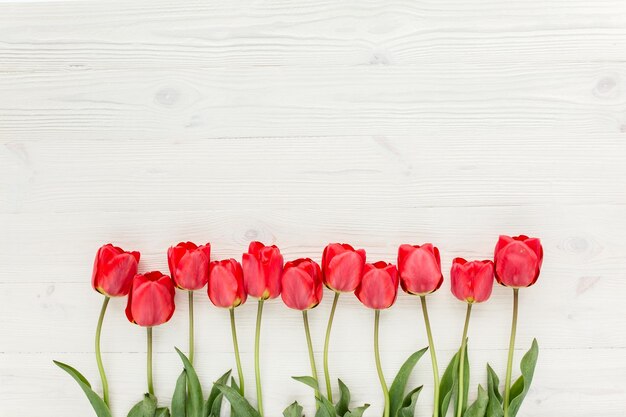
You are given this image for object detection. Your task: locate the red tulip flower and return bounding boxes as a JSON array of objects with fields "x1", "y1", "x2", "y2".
[
  {"x1": 357, "y1": 261, "x2": 399, "y2": 417},
  {"x1": 494, "y1": 235, "x2": 543, "y2": 288},
  {"x1": 321, "y1": 243, "x2": 366, "y2": 402},
  {"x1": 92, "y1": 244, "x2": 140, "y2": 297},
  {"x1": 208, "y1": 259, "x2": 247, "y2": 308},
  {"x1": 125, "y1": 271, "x2": 175, "y2": 398},
  {"x1": 321, "y1": 243, "x2": 366, "y2": 293},
  {"x1": 243, "y1": 241, "x2": 284, "y2": 415},
  {"x1": 397, "y1": 243, "x2": 443, "y2": 416},
  {"x1": 167, "y1": 242, "x2": 211, "y2": 291},
  {"x1": 355, "y1": 261, "x2": 399, "y2": 310},
  {"x1": 90, "y1": 243, "x2": 140, "y2": 406},
  {"x1": 495, "y1": 235, "x2": 543, "y2": 415},
  {"x1": 451, "y1": 258, "x2": 495, "y2": 417},
  {"x1": 209, "y1": 258, "x2": 248, "y2": 394},
  {"x1": 281, "y1": 258, "x2": 323, "y2": 310},
  {"x1": 242, "y1": 241, "x2": 283, "y2": 300},
  {"x1": 282, "y1": 258, "x2": 325, "y2": 401},
  {"x1": 125, "y1": 271, "x2": 176, "y2": 327},
  {"x1": 450, "y1": 258, "x2": 494, "y2": 303},
  {"x1": 168, "y1": 241, "x2": 210, "y2": 365},
  {"x1": 397, "y1": 243, "x2": 443, "y2": 295}
]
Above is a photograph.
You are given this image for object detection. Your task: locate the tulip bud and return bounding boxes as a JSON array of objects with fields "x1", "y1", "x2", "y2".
[
  {"x1": 397, "y1": 243, "x2": 443, "y2": 296},
  {"x1": 494, "y1": 235, "x2": 543, "y2": 288},
  {"x1": 281, "y1": 258, "x2": 323, "y2": 310},
  {"x1": 167, "y1": 242, "x2": 211, "y2": 291},
  {"x1": 355, "y1": 261, "x2": 399, "y2": 310},
  {"x1": 450, "y1": 258, "x2": 494, "y2": 303},
  {"x1": 321, "y1": 243, "x2": 366, "y2": 293},
  {"x1": 208, "y1": 259, "x2": 247, "y2": 308},
  {"x1": 242, "y1": 241, "x2": 283, "y2": 300},
  {"x1": 92, "y1": 244, "x2": 140, "y2": 297},
  {"x1": 125, "y1": 271, "x2": 176, "y2": 327}
]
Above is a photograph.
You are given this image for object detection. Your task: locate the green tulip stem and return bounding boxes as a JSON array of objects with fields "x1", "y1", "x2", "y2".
[
  {"x1": 456, "y1": 303, "x2": 472, "y2": 417},
  {"x1": 95, "y1": 296, "x2": 111, "y2": 406},
  {"x1": 420, "y1": 296, "x2": 440, "y2": 417},
  {"x1": 188, "y1": 290, "x2": 194, "y2": 365},
  {"x1": 230, "y1": 307, "x2": 245, "y2": 395},
  {"x1": 323, "y1": 291, "x2": 340, "y2": 402},
  {"x1": 254, "y1": 299, "x2": 265, "y2": 416},
  {"x1": 147, "y1": 327, "x2": 154, "y2": 396},
  {"x1": 374, "y1": 310, "x2": 390, "y2": 417},
  {"x1": 504, "y1": 289, "x2": 519, "y2": 417},
  {"x1": 302, "y1": 310, "x2": 320, "y2": 405}
]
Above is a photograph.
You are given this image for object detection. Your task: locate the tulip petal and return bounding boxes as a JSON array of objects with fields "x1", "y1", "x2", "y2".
[
  {"x1": 126, "y1": 272, "x2": 175, "y2": 327},
  {"x1": 208, "y1": 264, "x2": 239, "y2": 308},
  {"x1": 355, "y1": 266, "x2": 398, "y2": 309},
  {"x1": 242, "y1": 252, "x2": 264, "y2": 298},
  {"x1": 398, "y1": 246, "x2": 443, "y2": 295},
  {"x1": 495, "y1": 241, "x2": 539, "y2": 287},
  {"x1": 494, "y1": 235, "x2": 514, "y2": 258},
  {"x1": 327, "y1": 251, "x2": 364, "y2": 292},
  {"x1": 281, "y1": 268, "x2": 315, "y2": 310},
  {"x1": 523, "y1": 238, "x2": 543, "y2": 268},
  {"x1": 473, "y1": 262, "x2": 495, "y2": 303}
]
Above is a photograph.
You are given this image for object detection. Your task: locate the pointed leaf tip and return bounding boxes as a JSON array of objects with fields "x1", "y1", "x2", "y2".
[
  {"x1": 507, "y1": 340, "x2": 539, "y2": 417},
  {"x1": 292, "y1": 375, "x2": 320, "y2": 391},
  {"x1": 389, "y1": 348, "x2": 428, "y2": 417},
  {"x1": 174, "y1": 348, "x2": 203, "y2": 417},
  {"x1": 283, "y1": 401, "x2": 304, "y2": 417},
  {"x1": 54, "y1": 360, "x2": 111, "y2": 417},
  {"x1": 335, "y1": 379, "x2": 351, "y2": 417}
]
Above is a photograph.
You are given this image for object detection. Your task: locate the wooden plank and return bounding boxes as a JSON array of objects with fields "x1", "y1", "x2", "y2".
[
  {"x1": 3, "y1": 134, "x2": 626, "y2": 213},
  {"x1": 1, "y1": 64, "x2": 625, "y2": 140},
  {"x1": 0, "y1": 0, "x2": 625, "y2": 70}
]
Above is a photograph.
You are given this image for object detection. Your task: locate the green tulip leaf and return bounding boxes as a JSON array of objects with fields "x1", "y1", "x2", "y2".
[
  {"x1": 463, "y1": 385, "x2": 488, "y2": 417},
  {"x1": 175, "y1": 348, "x2": 204, "y2": 417},
  {"x1": 232, "y1": 376, "x2": 241, "y2": 395},
  {"x1": 127, "y1": 393, "x2": 157, "y2": 417},
  {"x1": 438, "y1": 350, "x2": 460, "y2": 417},
  {"x1": 53, "y1": 360, "x2": 112, "y2": 417},
  {"x1": 311, "y1": 392, "x2": 338, "y2": 417},
  {"x1": 335, "y1": 379, "x2": 351, "y2": 416},
  {"x1": 506, "y1": 339, "x2": 539, "y2": 417},
  {"x1": 314, "y1": 401, "x2": 333, "y2": 417},
  {"x1": 389, "y1": 347, "x2": 428, "y2": 417},
  {"x1": 344, "y1": 404, "x2": 370, "y2": 417},
  {"x1": 485, "y1": 365, "x2": 503, "y2": 417},
  {"x1": 210, "y1": 394, "x2": 224, "y2": 417},
  {"x1": 203, "y1": 369, "x2": 231, "y2": 417},
  {"x1": 230, "y1": 377, "x2": 241, "y2": 417},
  {"x1": 486, "y1": 365, "x2": 502, "y2": 405},
  {"x1": 214, "y1": 383, "x2": 261, "y2": 417},
  {"x1": 397, "y1": 386, "x2": 422, "y2": 417},
  {"x1": 283, "y1": 401, "x2": 304, "y2": 417},
  {"x1": 292, "y1": 375, "x2": 320, "y2": 391},
  {"x1": 171, "y1": 370, "x2": 187, "y2": 417},
  {"x1": 314, "y1": 397, "x2": 336, "y2": 417},
  {"x1": 155, "y1": 408, "x2": 171, "y2": 417}
]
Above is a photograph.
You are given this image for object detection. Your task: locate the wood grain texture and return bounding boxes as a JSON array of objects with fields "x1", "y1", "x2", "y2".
[{"x1": 1, "y1": 0, "x2": 626, "y2": 416}]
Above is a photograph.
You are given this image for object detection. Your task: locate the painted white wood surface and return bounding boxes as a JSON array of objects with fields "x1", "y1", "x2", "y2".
[{"x1": 1, "y1": 0, "x2": 626, "y2": 416}]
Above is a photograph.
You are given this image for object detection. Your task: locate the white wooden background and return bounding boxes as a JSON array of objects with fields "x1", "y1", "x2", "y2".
[{"x1": 1, "y1": 0, "x2": 626, "y2": 416}]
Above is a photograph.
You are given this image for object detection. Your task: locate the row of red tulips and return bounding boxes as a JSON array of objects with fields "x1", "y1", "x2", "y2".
[{"x1": 56, "y1": 235, "x2": 542, "y2": 417}]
